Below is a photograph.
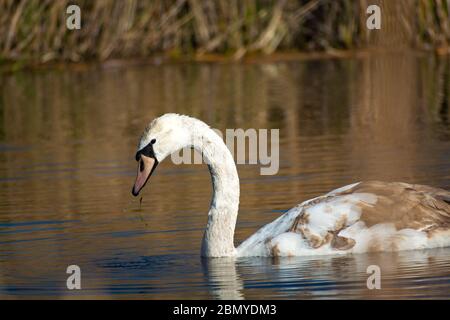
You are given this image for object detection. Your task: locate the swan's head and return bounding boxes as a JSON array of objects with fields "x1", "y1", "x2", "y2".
[{"x1": 131, "y1": 113, "x2": 197, "y2": 196}]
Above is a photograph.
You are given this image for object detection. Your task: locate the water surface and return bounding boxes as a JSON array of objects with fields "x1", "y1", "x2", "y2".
[{"x1": 0, "y1": 52, "x2": 449, "y2": 299}]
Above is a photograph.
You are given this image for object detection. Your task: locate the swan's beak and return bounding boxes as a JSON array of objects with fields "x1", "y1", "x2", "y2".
[{"x1": 132, "y1": 155, "x2": 157, "y2": 196}]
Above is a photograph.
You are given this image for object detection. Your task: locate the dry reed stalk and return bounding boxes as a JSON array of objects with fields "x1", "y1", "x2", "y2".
[{"x1": 0, "y1": 0, "x2": 449, "y2": 65}]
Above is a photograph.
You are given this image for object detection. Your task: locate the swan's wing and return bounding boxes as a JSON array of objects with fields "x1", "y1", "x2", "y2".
[
  {"x1": 236, "y1": 181, "x2": 450, "y2": 257},
  {"x1": 235, "y1": 201, "x2": 310, "y2": 257},
  {"x1": 237, "y1": 185, "x2": 376, "y2": 256},
  {"x1": 337, "y1": 181, "x2": 450, "y2": 231}
]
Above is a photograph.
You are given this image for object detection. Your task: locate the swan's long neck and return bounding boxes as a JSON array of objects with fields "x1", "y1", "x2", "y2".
[{"x1": 189, "y1": 124, "x2": 239, "y2": 257}]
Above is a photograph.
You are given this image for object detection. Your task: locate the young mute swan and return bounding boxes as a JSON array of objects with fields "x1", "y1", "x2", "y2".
[{"x1": 131, "y1": 113, "x2": 450, "y2": 257}]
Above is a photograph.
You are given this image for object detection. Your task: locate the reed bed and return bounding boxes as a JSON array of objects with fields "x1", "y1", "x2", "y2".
[{"x1": 0, "y1": 0, "x2": 449, "y2": 64}]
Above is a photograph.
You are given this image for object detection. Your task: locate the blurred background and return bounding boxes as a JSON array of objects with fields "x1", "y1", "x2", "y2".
[
  {"x1": 0, "y1": 0, "x2": 449, "y2": 66},
  {"x1": 0, "y1": 0, "x2": 449, "y2": 299}
]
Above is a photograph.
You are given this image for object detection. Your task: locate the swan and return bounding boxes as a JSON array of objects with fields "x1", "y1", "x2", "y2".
[{"x1": 131, "y1": 113, "x2": 450, "y2": 257}]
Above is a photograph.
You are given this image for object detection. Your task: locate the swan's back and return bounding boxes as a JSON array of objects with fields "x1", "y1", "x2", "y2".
[{"x1": 236, "y1": 181, "x2": 450, "y2": 257}]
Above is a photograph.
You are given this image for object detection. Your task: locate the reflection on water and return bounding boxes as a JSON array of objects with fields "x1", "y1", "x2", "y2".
[
  {"x1": 0, "y1": 52, "x2": 449, "y2": 299},
  {"x1": 206, "y1": 248, "x2": 450, "y2": 299}
]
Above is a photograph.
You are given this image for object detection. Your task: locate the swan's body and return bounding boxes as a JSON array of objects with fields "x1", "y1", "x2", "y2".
[{"x1": 132, "y1": 114, "x2": 450, "y2": 257}]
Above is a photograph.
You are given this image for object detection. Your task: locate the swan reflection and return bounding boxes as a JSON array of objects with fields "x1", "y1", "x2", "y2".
[
  {"x1": 203, "y1": 248, "x2": 450, "y2": 299},
  {"x1": 202, "y1": 257, "x2": 244, "y2": 300}
]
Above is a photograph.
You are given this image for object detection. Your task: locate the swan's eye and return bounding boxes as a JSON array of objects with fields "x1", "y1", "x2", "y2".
[
  {"x1": 139, "y1": 159, "x2": 145, "y2": 172},
  {"x1": 135, "y1": 140, "x2": 156, "y2": 163}
]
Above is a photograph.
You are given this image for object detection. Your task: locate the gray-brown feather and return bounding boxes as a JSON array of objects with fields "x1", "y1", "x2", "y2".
[{"x1": 287, "y1": 181, "x2": 450, "y2": 250}]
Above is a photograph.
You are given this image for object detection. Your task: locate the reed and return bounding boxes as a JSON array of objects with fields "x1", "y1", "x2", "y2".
[{"x1": 0, "y1": 0, "x2": 449, "y2": 64}]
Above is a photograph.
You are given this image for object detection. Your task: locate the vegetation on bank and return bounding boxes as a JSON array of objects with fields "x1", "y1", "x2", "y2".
[{"x1": 0, "y1": 0, "x2": 449, "y2": 66}]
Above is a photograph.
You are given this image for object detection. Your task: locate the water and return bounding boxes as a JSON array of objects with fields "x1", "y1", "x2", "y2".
[{"x1": 0, "y1": 52, "x2": 449, "y2": 299}]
